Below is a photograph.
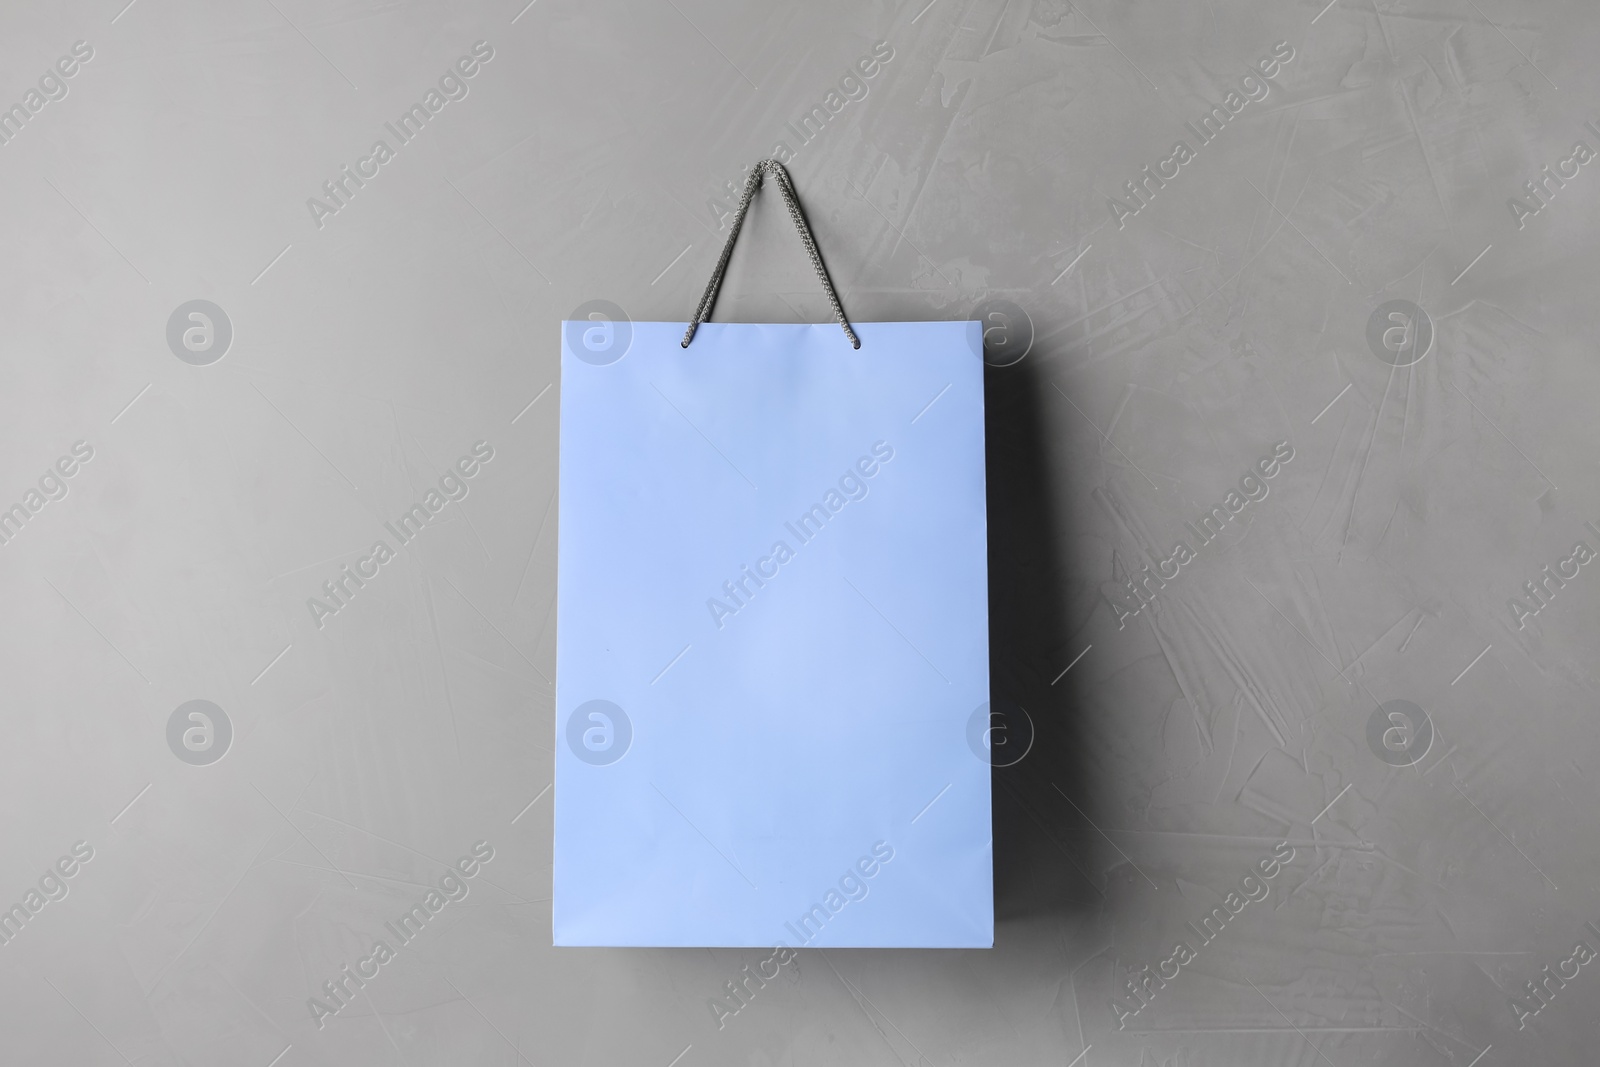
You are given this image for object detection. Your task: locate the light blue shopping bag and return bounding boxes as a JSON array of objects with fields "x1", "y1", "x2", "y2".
[{"x1": 554, "y1": 161, "x2": 991, "y2": 948}]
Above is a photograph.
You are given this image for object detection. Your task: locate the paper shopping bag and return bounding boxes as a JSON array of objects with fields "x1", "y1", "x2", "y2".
[{"x1": 553, "y1": 161, "x2": 991, "y2": 948}]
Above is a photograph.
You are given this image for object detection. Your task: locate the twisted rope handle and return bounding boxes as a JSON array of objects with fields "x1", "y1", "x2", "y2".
[{"x1": 682, "y1": 159, "x2": 859, "y2": 350}]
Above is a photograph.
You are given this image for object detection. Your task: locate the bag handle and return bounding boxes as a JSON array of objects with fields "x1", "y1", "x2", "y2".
[{"x1": 682, "y1": 159, "x2": 859, "y2": 350}]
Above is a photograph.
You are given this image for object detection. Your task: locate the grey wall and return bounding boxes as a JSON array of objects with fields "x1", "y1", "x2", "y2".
[{"x1": 3, "y1": 0, "x2": 1598, "y2": 1064}]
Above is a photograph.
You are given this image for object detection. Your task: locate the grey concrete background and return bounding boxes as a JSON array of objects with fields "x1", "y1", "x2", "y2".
[{"x1": 3, "y1": 0, "x2": 1598, "y2": 1064}]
